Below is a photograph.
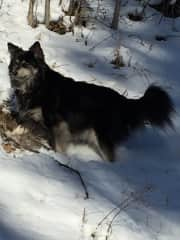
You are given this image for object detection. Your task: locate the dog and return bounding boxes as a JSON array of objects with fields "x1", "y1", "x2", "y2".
[{"x1": 7, "y1": 41, "x2": 174, "y2": 161}]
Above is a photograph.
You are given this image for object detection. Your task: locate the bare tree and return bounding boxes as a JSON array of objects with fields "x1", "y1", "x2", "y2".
[
  {"x1": 26, "y1": 0, "x2": 88, "y2": 32},
  {"x1": 45, "y1": 0, "x2": 51, "y2": 27},
  {"x1": 67, "y1": 0, "x2": 77, "y2": 15},
  {"x1": 111, "y1": 0, "x2": 121, "y2": 30},
  {"x1": 60, "y1": 0, "x2": 79, "y2": 16},
  {"x1": 27, "y1": 0, "x2": 37, "y2": 27},
  {"x1": 74, "y1": 0, "x2": 84, "y2": 25},
  {"x1": 150, "y1": 0, "x2": 180, "y2": 18}
]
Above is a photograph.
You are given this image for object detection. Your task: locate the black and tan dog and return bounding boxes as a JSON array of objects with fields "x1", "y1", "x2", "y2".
[{"x1": 7, "y1": 41, "x2": 174, "y2": 160}]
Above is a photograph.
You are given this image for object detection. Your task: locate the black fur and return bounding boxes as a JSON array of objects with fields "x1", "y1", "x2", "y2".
[{"x1": 8, "y1": 42, "x2": 174, "y2": 160}]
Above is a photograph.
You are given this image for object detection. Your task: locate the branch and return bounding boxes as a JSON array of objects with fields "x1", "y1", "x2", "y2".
[
  {"x1": 53, "y1": 157, "x2": 89, "y2": 200},
  {"x1": 92, "y1": 185, "x2": 153, "y2": 239}
]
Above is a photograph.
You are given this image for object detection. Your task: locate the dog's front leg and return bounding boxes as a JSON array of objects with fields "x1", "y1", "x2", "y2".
[{"x1": 52, "y1": 121, "x2": 72, "y2": 153}]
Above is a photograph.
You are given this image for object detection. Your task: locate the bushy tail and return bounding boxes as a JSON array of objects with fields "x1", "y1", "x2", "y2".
[{"x1": 139, "y1": 85, "x2": 174, "y2": 127}]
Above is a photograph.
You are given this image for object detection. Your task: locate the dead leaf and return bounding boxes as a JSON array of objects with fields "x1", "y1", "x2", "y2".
[{"x1": 2, "y1": 143, "x2": 16, "y2": 153}]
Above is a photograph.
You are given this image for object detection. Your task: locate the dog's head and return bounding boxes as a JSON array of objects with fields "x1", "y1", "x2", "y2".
[{"x1": 8, "y1": 41, "x2": 44, "y2": 94}]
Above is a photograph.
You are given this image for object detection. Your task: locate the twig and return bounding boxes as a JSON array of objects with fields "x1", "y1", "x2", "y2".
[
  {"x1": 141, "y1": 0, "x2": 151, "y2": 17},
  {"x1": 105, "y1": 185, "x2": 153, "y2": 240},
  {"x1": 80, "y1": 208, "x2": 87, "y2": 240},
  {"x1": 95, "y1": 195, "x2": 133, "y2": 231},
  {"x1": 94, "y1": 17, "x2": 112, "y2": 28},
  {"x1": 89, "y1": 34, "x2": 112, "y2": 51},
  {"x1": 54, "y1": 158, "x2": 89, "y2": 199},
  {"x1": 158, "y1": 14, "x2": 164, "y2": 24},
  {"x1": 92, "y1": 185, "x2": 153, "y2": 239}
]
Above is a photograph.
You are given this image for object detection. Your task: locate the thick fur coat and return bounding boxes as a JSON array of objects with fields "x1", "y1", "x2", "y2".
[{"x1": 8, "y1": 42, "x2": 174, "y2": 160}]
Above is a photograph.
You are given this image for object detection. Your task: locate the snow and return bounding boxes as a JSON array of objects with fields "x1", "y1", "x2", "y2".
[{"x1": 0, "y1": 0, "x2": 180, "y2": 239}]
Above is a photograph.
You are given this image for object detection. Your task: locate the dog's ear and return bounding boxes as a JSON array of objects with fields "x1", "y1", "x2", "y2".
[
  {"x1": 29, "y1": 41, "x2": 44, "y2": 61},
  {"x1": 8, "y1": 42, "x2": 22, "y2": 57}
]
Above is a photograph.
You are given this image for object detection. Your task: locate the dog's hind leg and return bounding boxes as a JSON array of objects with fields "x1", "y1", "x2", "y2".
[
  {"x1": 73, "y1": 128, "x2": 114, "y2": 161},
  {"x1": 98, "y1": 141, "x2": 115, "y2": 162},
  {"x1": 52, "y1": 123, "x2": 114, "y2": 161}
]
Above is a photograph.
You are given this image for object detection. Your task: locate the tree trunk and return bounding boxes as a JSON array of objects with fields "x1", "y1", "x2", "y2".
[
  {"x1": 67, "y1": 0, "x2": 80, "y2": 16},
  {"x1": 45, "y1": 0, "x2": 50, "y2": 27},
  {"x1": 60, "y1": 0, "x2": 79, "y2": 16},
  {"x1": 74, "y1": 0, "x2": 83, "y2": 25},
  {"x1": 150, "y1": 0, "x2": 180, "y2": 18},
  {"x1": 27, "y1": 0, "x2": 36, "y2": 27},
  {"x1": 111, "y1": 0, "x2": 121, "y2": 30},
  {"x1": 0, "y1": 0, "x2": 3, "y2": 9}
]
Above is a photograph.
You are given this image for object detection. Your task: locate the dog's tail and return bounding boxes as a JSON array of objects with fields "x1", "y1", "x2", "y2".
[{"x1": 137, "y1": 85, "x2": 174, "y2": 127}]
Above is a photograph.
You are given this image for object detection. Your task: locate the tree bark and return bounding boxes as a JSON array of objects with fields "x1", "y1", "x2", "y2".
[
  {"x1": 45, "y1": 0, "x2": 51, "y2": 27},
  {"x1": 111, "y1": 0, "x2": 121, "y2": 30},
  {"x1": 67, "y1": 0, "x2": 79, "y2": 16},
  {"x1": 150, "y1": 0, "x2": 180, "y2": 18},
  {"x1": 27, "y1": 0, "x2": 36, "y2": 27},
  {"x1": 60, "y1": 0, "x2": 79, "y2": 16}
]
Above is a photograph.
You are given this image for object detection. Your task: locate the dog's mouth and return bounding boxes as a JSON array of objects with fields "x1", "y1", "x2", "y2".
[
  {"x1": 10, "y1": 73, "x2": 35, "y2": 94},
  {"x1": 10, "y1": 74, "x2": 29, "y2": 90}
]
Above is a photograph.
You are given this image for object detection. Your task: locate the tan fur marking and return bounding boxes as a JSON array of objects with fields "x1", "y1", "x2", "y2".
[
  {"x1": 27, "y1": 108, "x2": 43, "y2": 122},
  {"x1": 17, "y1": 68, "x2": 31, "y2": 78},
  {"x1": 53, "y1": 121, "x2": 72, "y2": 152},
  {"x1": 53, "y1": 122, "x2": 110, "y2": 160}
]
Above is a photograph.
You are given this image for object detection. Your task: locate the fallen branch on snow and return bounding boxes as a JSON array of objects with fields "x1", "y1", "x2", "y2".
[{"x1": 54, "y1": 157, "x2": 89, "y2": 199}]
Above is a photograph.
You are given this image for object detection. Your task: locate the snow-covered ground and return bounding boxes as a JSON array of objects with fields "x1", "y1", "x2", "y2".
[{"x1": 0, "y1": 0, "x2": 180, "y2": 239}]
